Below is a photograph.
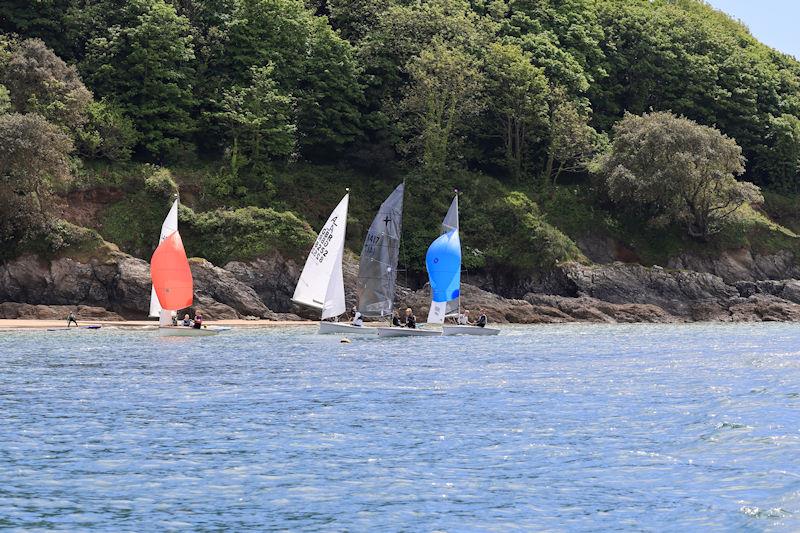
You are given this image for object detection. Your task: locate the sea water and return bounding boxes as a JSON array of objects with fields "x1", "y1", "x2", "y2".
[{"x1": 1, "y1": 323, "x2": 800, "y2": 531}]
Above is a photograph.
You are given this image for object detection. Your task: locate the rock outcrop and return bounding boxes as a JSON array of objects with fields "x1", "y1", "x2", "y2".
[
  {"x1": 0, "y1": 249, "x2": 277, "y2": 320},
  {"x1": 668, "y1": 249, "x2": 800, "y2": 284},
  {"x1": 226, "y1": 250, "x2": 359, "y2": 319},
  {"x1": 0, "y1": 302, "x2": 124, "y2": 320}
]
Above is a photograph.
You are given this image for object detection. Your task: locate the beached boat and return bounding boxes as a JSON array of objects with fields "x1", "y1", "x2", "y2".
[{"x1": 150, "y1": 199, "x2": 219, "y2": 337}]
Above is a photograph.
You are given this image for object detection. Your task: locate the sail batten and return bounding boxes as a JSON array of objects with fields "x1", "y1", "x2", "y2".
[
  {"x1": 293, "y1": 194, "x2": 349, "y2": 319},
  {"x1": 357, "y1": 183, "x2": 404, "y2": 317}
]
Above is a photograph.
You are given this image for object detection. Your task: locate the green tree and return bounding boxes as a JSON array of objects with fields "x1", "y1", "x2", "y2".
[
  {"x1": 483, "y1": 42, "x2": 549, "y2": 179},
  {"x1": 398, "y1": 39, "x2": 485, "y2": 175},
  {"x1": 75, "y1": 99, "x2": 140, "y2": 161},
  {"x1": 596, "y1": 112, "x2": 763, "y2": 240},
  {"x1": 0, "y1": 38, "x2": 92, "y2": 129},
  {"x1": 81, "y1": 0, "x2": 197, "y2": 158},
  {"x1": 545, "y1": 91, "x2": 605, "y2": 184},
  {"x1": 211, "y1": 64, "x2": 296, "y2": 167},
  {"x1": 219, "y1": 0, "x2": 362, "y2": 159},
  {"x1": 0, "y1": 113, "x2": 73, "y2": 247},
  {"x1": 0, "y1": 84, "x2": 10, "y2": 114}
]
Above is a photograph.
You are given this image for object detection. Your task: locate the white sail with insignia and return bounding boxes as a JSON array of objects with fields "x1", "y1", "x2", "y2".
[
  {"x1": 149, "y1": 199, "x2": 179, "y2": 318},
  {"x1": 292, "y1": 194, "x2": 349, "y2": 319}
]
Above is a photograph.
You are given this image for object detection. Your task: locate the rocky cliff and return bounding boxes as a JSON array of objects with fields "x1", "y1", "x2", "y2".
[{"x1": 4, "y1": 247, "x2": 800, "y2": 324}]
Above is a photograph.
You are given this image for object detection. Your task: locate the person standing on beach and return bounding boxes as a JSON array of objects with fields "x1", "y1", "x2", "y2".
[{"x1": 67, "y1": 310, "x2": 78, "y2": 328}]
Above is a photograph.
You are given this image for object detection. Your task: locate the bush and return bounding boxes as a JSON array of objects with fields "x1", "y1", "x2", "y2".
[
  {"x1": 485, "y1": 191, "x2": 586, "y2": 271},
  {"x1": 144, "y1": 167, "x2": 179, "y2": 199},
  {"x1": 180, "y1": 206, "x2": 315, "y2": 264},
  {"x1": 75, "y1": 100, "x2": 139, "y2": 162}
]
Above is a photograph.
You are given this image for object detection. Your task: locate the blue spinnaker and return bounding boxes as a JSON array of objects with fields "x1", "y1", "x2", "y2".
[{"x1": 426, "y1": 229, "x2": 461, "y2": 303}]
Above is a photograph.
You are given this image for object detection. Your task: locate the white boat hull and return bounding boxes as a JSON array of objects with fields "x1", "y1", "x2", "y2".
[
  {"x1": 376, "y1": 327, "x2": 441, "y2": 338},
  {"x1": 442, "y1": 325, "x2": 500, "y2": 336},
  {"x1": 158, "y1": 326, "x2": 219, "y2": 337},
  {"x1": 318, "y1": 321, "x2": 377, "y2": 335}
]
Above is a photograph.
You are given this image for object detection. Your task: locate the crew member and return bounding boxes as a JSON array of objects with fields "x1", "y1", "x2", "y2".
[
  {"x1": 391, "y1": 310, "x2": 404, "y2": 327},
  {"x1": 351, "y1": 306, "x2": 363, "y2": 327},
  {"x1": 182, "y1": 313, "x2": 192, "y2": 327},
  {"x1": 475, "y1": 310, "x2": 487, "y2": 328},
  {"x1": 457, "y1": 310, "x2": 470, "y2": 325},
  {"x1": 405, "y1": 308, "x2": 416, "y2": 329},
  {"x1": 193, "y1": 311, "x2": 204, "y2": 329}
]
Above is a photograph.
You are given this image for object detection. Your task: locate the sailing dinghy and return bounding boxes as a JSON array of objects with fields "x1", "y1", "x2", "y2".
[
  {"x1": 292, "y1": 193, "x2": 355, "y2": 333},
  {"x1": 318, "y1": 183, "x2": 407, "y2": 335},
  {"x1": 150, "y1": 199, "x2": 219, "y2": 337},
  {"x1": 377, "y1": 194, "x2": 463, "y2": 338}
]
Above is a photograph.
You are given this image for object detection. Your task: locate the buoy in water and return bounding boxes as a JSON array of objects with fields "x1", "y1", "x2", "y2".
[{"x1": 340, "y1": 337, "x2": 352, "y2": 344}]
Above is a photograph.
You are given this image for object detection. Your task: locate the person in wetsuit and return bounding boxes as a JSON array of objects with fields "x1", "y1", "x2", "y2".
[
  {"x1": 193, "y1": 312, "x2": 203, "y2": 329},
  {"x1": 404, "y1": 308, "x2": 416, "y2": 329},
  {"x1": 391, "y1": 310, "x2": 404, "y2": 327},
  {"x1": 475, "y1": 310, "x2": 487, "y2": 328},
  {"x1": 351, "y1": 306, "x2": 363, "y2": 327}
]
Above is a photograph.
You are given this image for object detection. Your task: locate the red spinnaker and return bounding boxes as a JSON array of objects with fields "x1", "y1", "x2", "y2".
[{"x1": 150, "y1": 231, "x2": 193, "y2": 310}]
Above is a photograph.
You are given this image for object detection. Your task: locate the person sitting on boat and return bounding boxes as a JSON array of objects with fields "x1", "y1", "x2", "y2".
[
  {"x1": 351, "y1": 306, "x2": 363, "y2": 327},
  {"x1": 405, "y1": 308, "x2": 416, "y2": 329},
  {"x1": 171, "y1": 311, "x2": 178, "y2": 326},
  {"x1": 67, "y1": 311, "x2": 78, "y2": 328},
  {"x1": 193, "y1": 312, "x2": 204, "y2": 329},
  {"x1": 391, "y1": 310, "x2": 404, "y2": 327},
  {"x1": 475, "y1": 310, "x2": 487, "y2": 328},
  {"x1": 182, "y1": 313, "x2": 192, "y2": 327},
  {"x1": 457, "y1": 310, "x2": 470, "y2": 325}
]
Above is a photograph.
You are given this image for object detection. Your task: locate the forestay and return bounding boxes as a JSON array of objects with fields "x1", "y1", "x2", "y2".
[
  {"x1": 356, "y1": 183, "x2": 405, "y2": 317},
  {"x1": 149, "y1": 199, "x2": 179, "y2": 317},
  {"x1": 292, "y1": 194, "x2": 349, "y2": 320}
]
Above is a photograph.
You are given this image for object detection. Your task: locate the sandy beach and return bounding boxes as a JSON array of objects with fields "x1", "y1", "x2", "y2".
[{"x1": 0, "y1": 319, "x2": 315, "y2": 331}]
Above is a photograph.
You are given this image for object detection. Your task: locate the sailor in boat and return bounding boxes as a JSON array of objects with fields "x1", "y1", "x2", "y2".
[
  {"x1": 405, "y1": 308, "x2": 417, "y2": 329},
  {"x1": 475, "y1": 310, "x2": 487, "y2": 328},
  {"x1": 171, "y1": 311, "x2": 178, "y2": 326},
  {"x1": 351, "y1": 306, "x2": 364, "y2": 327},
  {"x1": 391, "y1": 310, "x2": 404, "y2": 327},
  {"x1": 182, "y1": 313, "x2": 192, "y2": 327},
  {"x1": 457, "y1": 310, "x2": 471, "y2": 325},
  {"x1": 193, "y1": 311, "x2": 204, "y2": 329},
  {"x1": 67, "y1": 310, "x2": 79, "y2": 328}
]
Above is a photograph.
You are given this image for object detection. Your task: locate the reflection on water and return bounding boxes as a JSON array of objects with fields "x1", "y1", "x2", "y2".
[{"x1": 1, "y1": 323, "x2": 800, "y2": 530}]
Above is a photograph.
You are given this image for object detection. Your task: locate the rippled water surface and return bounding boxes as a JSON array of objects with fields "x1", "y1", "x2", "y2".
[{"x1": 2, "y1": 323, "x2": 800, "y2": 531}]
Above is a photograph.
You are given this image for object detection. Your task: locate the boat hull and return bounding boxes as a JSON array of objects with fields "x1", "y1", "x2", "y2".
[
  {"x1": 318, "y1": 321, "x2": 377, "y2": 335},
  {"x1": 158, "y1": 326, "x2": 219, "y2": 337},
  {"x1": 376, "y1": 327, "x2": 441, "y2": 337},
  {"x1": 442, "y1": 325, "x2": 500, "y2": 336}
]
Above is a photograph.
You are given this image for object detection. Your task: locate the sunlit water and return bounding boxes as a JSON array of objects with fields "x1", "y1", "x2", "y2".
[{"x1": 2, "y1": 324, "x2": 800, "y2": 531}]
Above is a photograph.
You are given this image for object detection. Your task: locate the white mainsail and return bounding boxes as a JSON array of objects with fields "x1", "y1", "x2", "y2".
[
  {"x1": 292, "y1": 194, "x2": 349, "y2": 320},
  {"x1": 149, "y1": 199, "x2": 179, "y2": 318}
]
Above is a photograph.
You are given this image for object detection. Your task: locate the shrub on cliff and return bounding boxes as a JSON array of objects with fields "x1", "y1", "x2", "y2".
[
  {"x1": 179, "y1": 206, "x2": 316, "y2": 265},
  {"x1": 485, "y1": 191, "x2": 586, "y2": 272},
  {"x1": 0, "y1": 113, "x2": 73, "y2": 253},
  {"x1": 595, "y1": 111, "x2": 764, "y2": 240}
]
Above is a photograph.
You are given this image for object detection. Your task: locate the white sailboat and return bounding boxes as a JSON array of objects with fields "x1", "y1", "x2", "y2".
[
  {"x1": 378, "y1": 193, "x2": 499, "y2": 338},
  {"x1": 292, "y1": 193, "x2": 352, "y2": 331},
  {"x1": 150, "y1": 199, "x2": 221, "y2": 337},
  {"x1": 377, "y1": 194, "x2": 462, "y2": 338}
]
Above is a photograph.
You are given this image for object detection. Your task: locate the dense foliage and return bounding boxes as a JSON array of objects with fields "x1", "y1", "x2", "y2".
[{"x1": 1, "y1": 0, "x2": 799, "y2": 279}]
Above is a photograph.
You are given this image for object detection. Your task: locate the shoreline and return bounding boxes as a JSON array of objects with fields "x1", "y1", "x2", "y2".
[{"x1": 0, "y1": 318, "x2": 316, "y2": 331}]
